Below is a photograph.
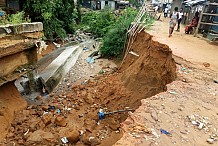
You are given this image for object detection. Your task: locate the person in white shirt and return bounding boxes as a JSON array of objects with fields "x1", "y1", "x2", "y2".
[
  {"x1": 164, "y1": 7, "x2": 168, "y2": 18},
  {"x1": 177, "y1": 8, "x2": 184, "y2": 31},
  {"x1": 169, "y1": 7, "x2": 179, "y2": 37}
]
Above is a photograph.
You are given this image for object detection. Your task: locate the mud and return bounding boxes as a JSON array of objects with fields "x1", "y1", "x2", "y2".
[
  {"x1": 0, "y1": 82, "x2": 27, "y2": 140},
  {"x1": 2, "y1": 30, "x2": 176, "y2": 145}
]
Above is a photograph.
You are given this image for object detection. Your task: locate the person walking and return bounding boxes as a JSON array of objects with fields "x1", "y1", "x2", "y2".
[
  {"x1": 164, "y1": 7, "x2": 168, "y2": 18},
  {"x1": 169, "y1": 7, "x2": 179, "y2": 37},
  {"x1": 177, "y1": 8, "x2": 184, "y2": 31}
]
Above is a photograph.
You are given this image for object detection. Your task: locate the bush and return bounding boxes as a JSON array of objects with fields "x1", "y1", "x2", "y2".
[
  {"x1": 100, "y1": 8, "x2": 154, "y2": 58},
  {"x1": 0, "y1": 11, "x2": 31, "y2": 25},
  {"x1": 80, "y1": 8, "x2": 115, "y2": 37},
  {"x1": 100, "y1": 8, "x2": 137, "y2": 57}
]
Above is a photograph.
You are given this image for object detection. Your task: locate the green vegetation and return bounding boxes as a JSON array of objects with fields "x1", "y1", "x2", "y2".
[
  {"x1": 80, "y1": 8, "x2": 116, "y2": 37},
  {"x1": 23, "y1": 0, "x2": 79, "y2": 39},
  {"x1": 0, "y1": 11, "x2": 30, "y2": 25},
  {"x1": 100, "y1": 8, "x2": 154, "y2": 57}
]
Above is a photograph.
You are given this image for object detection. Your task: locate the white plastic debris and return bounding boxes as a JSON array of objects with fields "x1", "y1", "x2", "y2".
[
  {"x1": 207, "y1": 138, "x2": 214, "y2": 144},
  {"x1": 129, "y1": 51, "x2": 139, "y2": 57},
  {"x1": 61, "y1": 137, "x2": 69, "y2": 144},
  {"x1": 151, "y1": 128, "x2": 160, "y2": 139},
  {"x1": 24, "y1": 129, "x2": 29, "y2": 136},
  {"x1": 198, "y1": 122, "x2": 204, "y2": 129}
]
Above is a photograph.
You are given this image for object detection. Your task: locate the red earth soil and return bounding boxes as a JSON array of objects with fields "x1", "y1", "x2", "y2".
[{"x1": 2, "y1": 30, "x2": 176, "y2": 146}]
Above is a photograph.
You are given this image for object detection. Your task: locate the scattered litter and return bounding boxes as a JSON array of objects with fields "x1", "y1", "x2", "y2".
[
  {"x1": 57, "y1": 109, "x2": 61, "y2": 114},
  {"x1": 214, "y1": 80, "x2": 218, "y2": 84},
  {"x1": 61, "y1": 137, "x2": 69, "y2": 144},
  {"x1": 81, "y1": 80, "x2": 88, "y2": 85},
  {"x1": 98, "y1": 109, "x2": 105, "y2": 120},
  {"x1": 24, "y1": 129, "x2": 29, "y2": 136},
  {"x1": 129, "y1": 51, "x2": 139, "y2": 57},
  {"x1": 169, "y1": 90, "x2": 177, "y2": 95},
  {"x1": 86, "y1": 57, "x2": 95, "y2": 63},
  {"x1": 188, "y1": 114, "x2": 210, "y2": 131},
  {"x1": 53, "y1": 42, "x2": 61, "y2": 48},
  {"x1": 160, "y1": 128, "x2": 171, "y2": 136},
  {"x1": 182, "y1": 67, "x2": 186, "y2": 71},
  {"x1": 207, "y1": 138, "x2": 214, "y2": 144},
  {"x1": 151, "y1": 129, "x2": 160, "y2": 139},
  {"x1": 48, "y1": 106, "x2": 56, "y2": 111},
  {"x1": 83, "y1": 47, "x2": 89, "y2": 50},
  {"x1": 98, "y1": 69, "x2": 106, "y2": 74}
]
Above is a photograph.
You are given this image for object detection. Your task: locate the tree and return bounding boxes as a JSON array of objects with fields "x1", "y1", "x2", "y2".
[{"x1": 21, "y1": 0, "x2": 77, "y2": 40}]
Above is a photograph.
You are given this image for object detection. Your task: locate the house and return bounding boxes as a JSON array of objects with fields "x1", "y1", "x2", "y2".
[
  {"x1": 81, "y1": 0, "x2": 129, "y2": 10},
  {"x1": 0, "y1": 0, "x2": 19, "y2": 13}
]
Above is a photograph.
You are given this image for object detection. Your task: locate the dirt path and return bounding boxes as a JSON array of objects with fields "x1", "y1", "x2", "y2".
[{"x1": 148, "y1": 16, "x2": 218, "y2": 72}]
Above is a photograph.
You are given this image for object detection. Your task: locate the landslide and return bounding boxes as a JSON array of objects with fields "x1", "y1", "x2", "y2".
[
  {"x1": 3, "y1": 30, "x2": 176, "y2": 146},
  {"x1": 0, "y1": 82, "x2": 27, "y2": 140},
  {"x1": 121, "y1": 30, "x2": 176, "y2": 108}
]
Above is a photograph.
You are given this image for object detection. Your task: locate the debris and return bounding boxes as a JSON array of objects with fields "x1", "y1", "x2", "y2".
[
  {"x1": 24, "y1": 129, "x2": 29, "y2": 136},
  {"x1": 151, "y1": 110, "x2": 158, "y2": 121},
  {"x1": 129, "y1": 51, "x2": 139, "y2": 57},
  {"x1": 86, "y1": 57, "x2": 95, "y2": 63},
  {"x1": 169, "y1": 90, "x2": 177, "y2": 94},
  {"x1": 214, "y1": 80, "x2": 218, "y2": 84},
  {"x1": 61, "y1": 137, "x2": 69, "y2": 144},
  {"x1": 48, "y1": 106, "x2": 56, "y2": 111},
  {"x1": 57, "y1": 109, "x2": 61, "y2": 114},
  {"x1": 203, "y1": 62, "x2": 210, "y2": 67},
  {"x1": 160, "y1": 128, "x2": 171, "y2": 136},
  {"x1": 207, "y1": 138, "x2": 214, "y2": 144},
  {"x1": 98, "y1": 109, "x2": 105, "y2": 120},
  {"x1": 151, "y1": 129, "x2": 160, "y2": 138},
  {"x1": 83, "y1": 47, "x2": 89, "y2": 50}
]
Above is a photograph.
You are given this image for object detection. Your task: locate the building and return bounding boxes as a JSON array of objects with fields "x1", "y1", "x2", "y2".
[
  {"x1": 0, "y1": 0, "x2": 19, "y2": 13},
  {"x1": 80, "y1": 0, "x2": 129, "y2": 10}
]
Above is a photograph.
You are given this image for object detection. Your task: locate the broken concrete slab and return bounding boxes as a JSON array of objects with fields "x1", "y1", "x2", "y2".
[{"x1": 39, "y1": 40, "x2": 95, "y2": 93}]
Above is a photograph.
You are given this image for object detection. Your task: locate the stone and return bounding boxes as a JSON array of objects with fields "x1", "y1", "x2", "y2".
[
  {"x1": 82, "y1": 135, "x2": 101, "y2": 146},
  {"x1": 41, "y1": 105, "x2": 49, "y2": 111},
  {"x1": 42, "y1": 114, "x2": 52, "y2": 126},
  {"x1": 55, "y1": 116, "x2": 67, "y2": 127},
  {"x1": 207, "y1": 138, "x2": 214, "y2": 144},
  {"x1": 203, "y1": 62, "x2": 210, "y2": 67},
  {"x1": 151, "y1": 110, "x2": 158, "y2": 121},
  {"x1": 36, "y1": 95, "x2": 43, "y2": 100},
  {"x1": 27, "y1": 130, "x2": 55, "y2": 143},
  {"x1": 18, "y1": 139, "x2": 24, "y2": 145},
  {"x1": 84, "y1": 120, "x2": 96, "y2": 132},
  {"x1": 84, "y1": 94, "x2": 94, "y2": 104},
  {"x1": 65, "y1": 127, "x2": 80, "y2": 143}
]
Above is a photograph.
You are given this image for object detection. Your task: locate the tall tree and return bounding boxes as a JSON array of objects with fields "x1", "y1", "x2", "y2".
[{"x1": 21, "y1": 0, "x2": 76, "y2": 39}]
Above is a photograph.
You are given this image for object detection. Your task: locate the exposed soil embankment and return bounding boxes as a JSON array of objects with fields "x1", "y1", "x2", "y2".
[
  {"x1": 0, "y1": 82, "x2": 27, "y2": 140},
  {"x1": 121, "y1": 31, "x2": 176, "y2": 108},
  {"x1": 3, "y1": 30, "x2": 176, "y2": 146}
]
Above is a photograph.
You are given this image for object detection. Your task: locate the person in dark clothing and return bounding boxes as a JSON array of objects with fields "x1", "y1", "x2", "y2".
[{"x1": 176, "y1": 8, "x2": 183, "y2": 31}]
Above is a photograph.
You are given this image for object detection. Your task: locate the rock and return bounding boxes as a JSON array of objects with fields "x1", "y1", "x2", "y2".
[
  {"x1": 36, "y1": 95, "x2": 43, "y2": 100},
  {"x1": 203, "y1": 62, "x2": 210, "y2": 67},
  {"x1": 84, "y1": 120, "x2": 96, "y2": 132},
  {"x1": 89, "y1": 137, "x2": 101, "y2": 146},
  {"x1": 42, "y1": 114, "x2": 52, "y2": 126},
  {"x1": 27, "y1": 130, "x2": 55, "y2": 143},
  {"x1": 207, "y1": 138, "x2": 214, "y2": 144},
  {"x1": 84, "y1": 94, "x2": 94, "y2": 104},
  {"x1": 108, "y1": 119, "x2": 120, "y2": 131},
  {"x1": 65, "y1": 127, "x2": 80, "y2": 143},
  {"x1": 83, "y1": 135, "x2": 101, "y2": 146},
  {"x1": 151, "y1": 110, "x2": 158, "y2": 121},
  {"x1": 41, "y1": 105, "x2": 49, "y2": 111},
  {"x1": 55, "y1": 116, "x2": 67, "y2": 127},
  {"x1": 74, "y1": 104, "x2": 80, "y2": 110},
  {"x1": 18, "y1": 139, "x2": 24, "y2": 145}
]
